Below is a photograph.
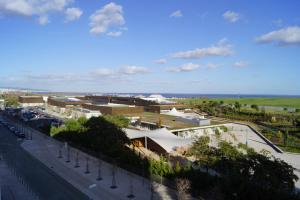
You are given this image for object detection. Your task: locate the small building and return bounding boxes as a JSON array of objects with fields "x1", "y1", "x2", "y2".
[
  {"x1": 145, "y1": 104, "x2": 192, "y2": 113},
  {"x1": 46, "y1": 97, "x2": 87, "y2": 115},
  {"x1": 162, "y1": 107, "x2": 211, "y2": 126},
  {"x1": 69, "y1": 107, "x2": 101, "y2": 119},
  {"x1": 125, "y1": 128, "x2": 193, "y2": 155},
  {"x1": 18, "y1": 96, "x2": 45, "y2": 107}
]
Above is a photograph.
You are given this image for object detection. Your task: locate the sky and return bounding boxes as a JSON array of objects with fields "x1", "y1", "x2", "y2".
[{"x1": 0, "y1": 0, "x2": 300, "y2": 95}]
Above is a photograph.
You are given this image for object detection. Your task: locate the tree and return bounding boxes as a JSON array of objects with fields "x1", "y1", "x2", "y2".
[
  {"x1": 283, "y1": 130, "x2": 289, "y2": 146},
  {"x1": 149, "y1": 157, "x2": 173, "y2": 177},
  {"x1": 276, "y1": 131, "x2": 283, "y2": 143},
  {"x1": 234, "y1": 101, "x2": 241, "y2": 111},
  {"x1": 293, "y1": 118, "x2": 300, "y2": 128},
  {"x1": 103, "y1": 115, "x2": 130, "y2": 128},
  {"x1": 174, "y1": 161, "x2": 182, "y2": 174},
  {"x1": 218, "y1": 141, "x2": 241, "y2": 159},
  {"x1": 4, "y1": 95, "x2": 19, "y2": 107},
  {"x1": 215, "y1": 143, "x2": 299, "y2": 200},
  {"x1": 189, "y1": 136, "x2": 214, "y2": 172},
  {"x1": 251, "y1": 104, "x2": 259, "y2": 111}
]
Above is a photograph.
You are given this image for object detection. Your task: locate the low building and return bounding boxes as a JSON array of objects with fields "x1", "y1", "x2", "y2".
[
  {"x1": 83, "y1": 103, "x2": 144, "y2": 115},
  {"x1": 69, "y1": 107, "x2": 101, "y2": 119},
  {"x1": 162, "y1": 107, "x2": 211, "y2": 126},
  {"x1": 177, "y1": 117, "x2": 211, "y2": 126},
  {"x1": 145, "y1": 104, "x2": 192, "y2": 113},
  {"x1": 47, "y1": 97, "x2": 86, "y2": 108},
  {"x1": 46, "y1": 97, "x2": 87, "y2": 115},
  {"x1": 125, "y1": 128, "x2": 193, "y2": 155},
  {"x1": 18, "y1": 96, "x2": 45, "y2": 107}
]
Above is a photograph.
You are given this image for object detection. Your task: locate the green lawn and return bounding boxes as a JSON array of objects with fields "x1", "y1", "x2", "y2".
[{"x1": 176, "y1": 98, "x2": 300, "y2": 109}]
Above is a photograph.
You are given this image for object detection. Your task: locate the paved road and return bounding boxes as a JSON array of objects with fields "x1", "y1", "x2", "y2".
[
  {"x1": 0, "y1": 154, "x2": 35, "y2": 200},
  {"x1": 0, "y1": 123, "x2": 90, "y2": 200},
  {"x1": 2, "y1": 115, "x2": 179, "y2": 200}
]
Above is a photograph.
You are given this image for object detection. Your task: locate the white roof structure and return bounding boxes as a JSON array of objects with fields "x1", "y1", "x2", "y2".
[
  {"x1": 141, "y1": 94, "x2": 175, "y2": 104},
  {"x1": 125, "y1": 128, "x2": 194, "y2": 153},
  {"x1": 163, "y1": 107, "x2": 185, "y2": 117},
  {"x1": 162, "y1": 107, "x2": 204, "y2": 119}
]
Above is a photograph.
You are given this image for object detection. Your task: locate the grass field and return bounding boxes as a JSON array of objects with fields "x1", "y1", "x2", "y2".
[{"x1": 176, "y1": 98, "x2": 300, "y2": 109}]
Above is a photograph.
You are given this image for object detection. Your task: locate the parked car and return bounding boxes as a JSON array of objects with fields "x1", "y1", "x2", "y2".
[
  {"x1": 9, "y1": 126, "x2": 16, "y2": 132},
  {"x1": 14, "y1": 130, "x2": 25, "y2": 138}
]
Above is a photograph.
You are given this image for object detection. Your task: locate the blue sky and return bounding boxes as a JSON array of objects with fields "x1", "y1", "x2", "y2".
[{"x1": 0, "y1": 0, "x2": 300, "y2": 94}]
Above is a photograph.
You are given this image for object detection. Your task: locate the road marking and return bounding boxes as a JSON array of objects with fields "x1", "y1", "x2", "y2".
[{"x1": 89, "y1": 184, "x2": 97, "y2": 189}]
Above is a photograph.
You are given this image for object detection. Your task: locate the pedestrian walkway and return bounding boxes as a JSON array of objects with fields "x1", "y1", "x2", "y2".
[{"x1": 15, "y1": 122, "x2": 178, "y2": 200}]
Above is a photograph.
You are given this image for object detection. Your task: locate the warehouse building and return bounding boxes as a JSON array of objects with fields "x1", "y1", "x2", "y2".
[
  {"x1": 18, "y1": 96, "x2": 45, "y2": 107},
  {"x1": 83, "y1": 103, "x2": 144, "y2": 115}
]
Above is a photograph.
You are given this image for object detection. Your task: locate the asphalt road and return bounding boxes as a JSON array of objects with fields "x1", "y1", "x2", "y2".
[{"x1": 0, "y1": 121, "x2": 90, "y2": 200}]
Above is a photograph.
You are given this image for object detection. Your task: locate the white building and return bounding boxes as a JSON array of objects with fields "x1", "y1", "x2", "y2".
[
  {"x1": 141, "y1": 94, "x2": 175, "y2": 104},
  {"x1": 69, "y1": 108, "x2": 101, "y2": 119},
  {"x1": 161, "y1": 107, "x2": 211, "y2": 126}
]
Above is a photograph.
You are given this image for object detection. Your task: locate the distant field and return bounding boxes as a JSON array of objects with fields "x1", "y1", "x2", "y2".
[{"x1": 176, "y1": 98, "x2": 300, "y2": 109}]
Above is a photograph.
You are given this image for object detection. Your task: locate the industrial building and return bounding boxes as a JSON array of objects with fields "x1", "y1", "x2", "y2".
[
  {"x1": 83, "y1": 103, "x2": 144, "y2": 115},
  {"x1": 69, "y1": 107, "x2": 101, "y2": 119},
  {"x1": 18, "y1": 96, "x2": 45, "y2": 107}
]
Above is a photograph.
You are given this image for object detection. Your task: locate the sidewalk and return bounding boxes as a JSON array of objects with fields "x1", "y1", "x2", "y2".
[{"x1": 10, "y1": 119, "x2": 178, "y2": 200}]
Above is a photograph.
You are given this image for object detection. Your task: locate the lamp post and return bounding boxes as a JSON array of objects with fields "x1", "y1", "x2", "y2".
[
  {"x1": 85, "y1": 157, "x2": 90, "y2": 174},
  {"x1": 246, "y1": 130, "x2": 248, "y2": 147},
  {"x1": 74, "y1": 152, "x2": 79, "y2": 168},
  {"x1": 96, "y1": 159, "x2": 102, "y2": 181}
]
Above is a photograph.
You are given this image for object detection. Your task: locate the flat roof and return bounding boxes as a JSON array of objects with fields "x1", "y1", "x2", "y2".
[
  {"x1": 51, "y1": 97, "x2": 82, "y2": 103},
  {"x1": 71, "y1": 107, "x2": 101, "y2": 113},
  {"x1": 20, "y1": 96, "x2": 43, "y2": 98},
  {"x1": 86, "y1": 103, "x2": 134, "y2": 108}
]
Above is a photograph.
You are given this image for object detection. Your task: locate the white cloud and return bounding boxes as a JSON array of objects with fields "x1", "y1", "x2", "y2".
[
  {"x1": 255, "y1": 26, "x2": 300, "y2": 46},
  {"x1": 171, "y1": 39, "x2": 234, "y2": 59},
  {"x1": 107, "y1": 31, "x2": 122, "y2": 37},
  {"x1": 120, "y1": 66, "x2": 149, "y2": 74},
  {"x1": 91, "y1": 66, "x2": 149, "y2": 78},
  {"x1": 0, "y1": 0, "x2": 73, "y2": 24},
  {"x1": 26, "y1": 73, "x2": 87, "y2": 82},
  {"x1": 223, "y1": 10, "x2": 240, "y2": 23},
  {"x1": 167, "y1": 63, "x2": 200, "y2": 72},
  {"x1": 233, "y1": 61, "x2": 248, "y2": 68},
  {"x1": 155, "y1": 58, "x2": 167, "y2": 64},
  {"x1": 91, "y1": 68, "x2": 115, "y2": 77},
  {"x1": 167, "y1": 62, "x2": 222, "y2": 72},
  {"x1": 65, "y1": 7, "x2": 82, "y2": 22},
  {"x1": 89, "y1": 2, "x2": 125, "y2": 36},
  {"x1": 170, "y1": 10, "x2": 182, "y2": 18},
  {"x1": 37, "y1": 15, "x2": 49, "y2": 25}
]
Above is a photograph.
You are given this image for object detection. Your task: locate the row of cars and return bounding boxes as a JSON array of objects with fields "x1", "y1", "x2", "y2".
[{"x1": 0, "y1": 119, "x2": 26, "y2": 138}]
